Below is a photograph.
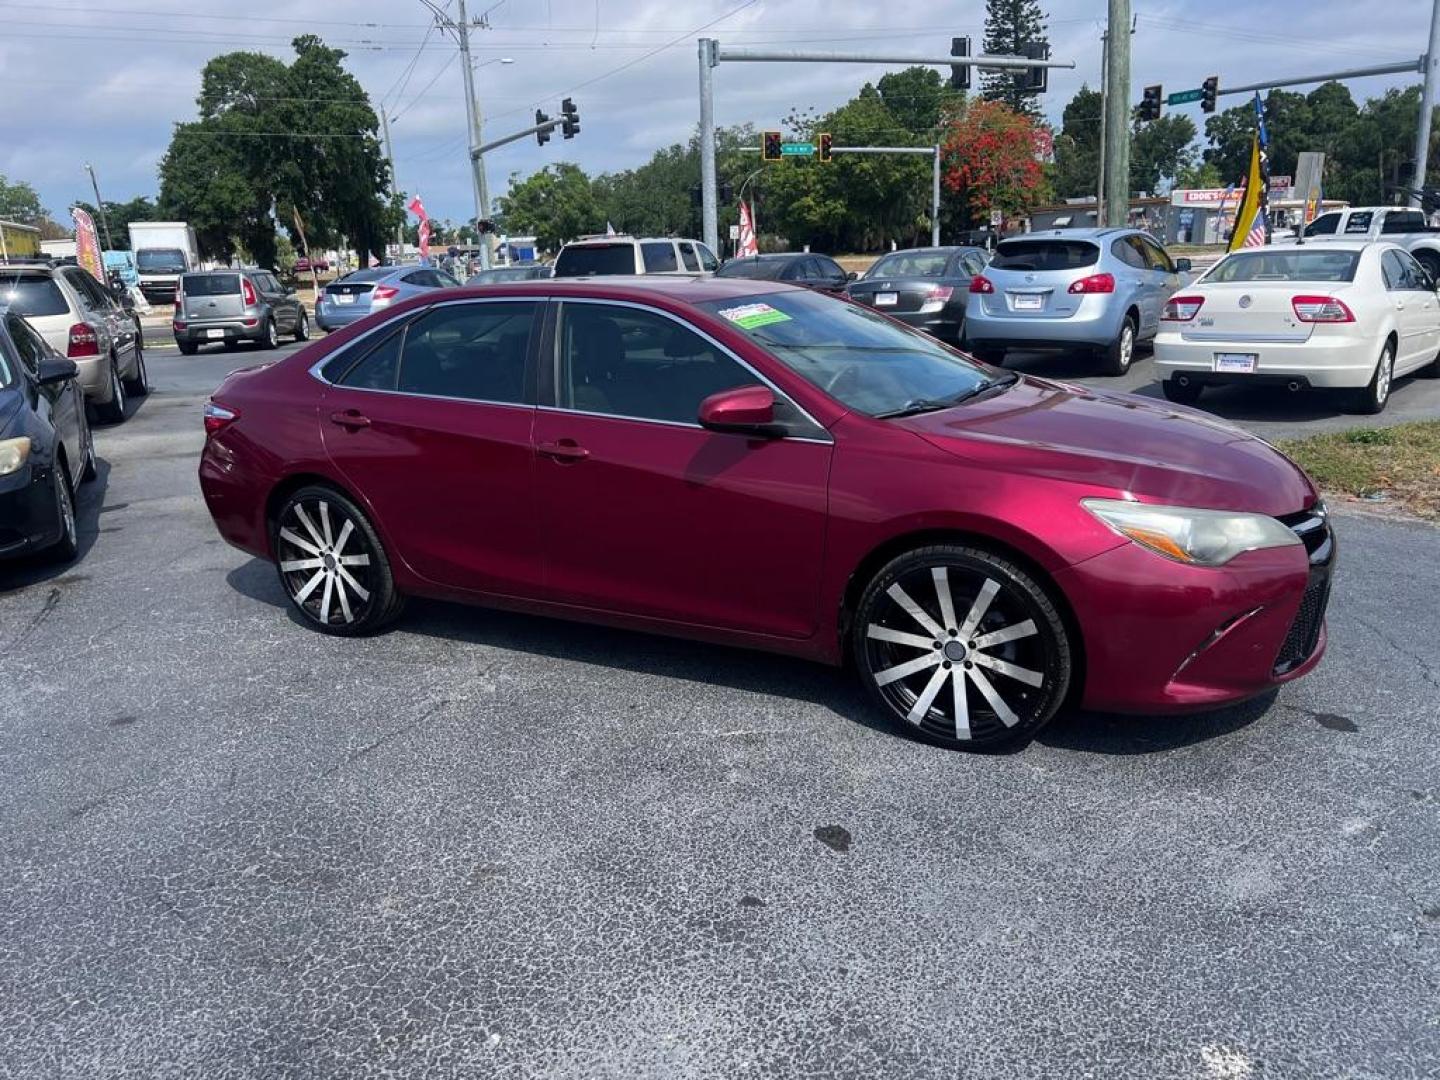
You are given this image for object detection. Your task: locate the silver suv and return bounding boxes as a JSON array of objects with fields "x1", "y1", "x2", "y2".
[
  {"x1": 174, "y1": 269, "x2": 309, "y2": 355},
  {"x1": 963, "y1": 228, "x2": 1191, "y2": 376},
  {"x1": 552, "y1": 235, "x2": 720, "y2": 278}
]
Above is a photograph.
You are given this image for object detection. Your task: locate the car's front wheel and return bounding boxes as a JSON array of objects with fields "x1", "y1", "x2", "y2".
[
  {"x1": 852, "y1": 544, "x2": 1072, "y2": 751},
  {"x1": 123, "y1": 346, "x2": 149, "y2": 397},
  {"x1": 273, "y1": 485, "x2": 405, "y2": 636}
]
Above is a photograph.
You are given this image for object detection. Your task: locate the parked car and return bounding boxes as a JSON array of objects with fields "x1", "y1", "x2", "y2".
[
  {"x1": 0, "y1": 262, "x2": 147, "y2": 423},
  {"x1": 0, "y1": 308, "x2": 95, "y2": 564},
  {"x1": 465, "y1": 263, "x2": 552, "y2": 285},
  {"x1": 1275, "y1": 205, "x2": 1440, "y2": 279},
  {"x1": 716, "y1": 253, "x2": 852, "y2": 294},
  {"x1": 199, "y1": 277, "x2": 1332, "y2": 752},
  {"x1": 846, "y1": 246, "x2": 990, "y2": 345},
  {"x1": 964, "y1": 228, "x2": 1191, "y2": 375},
  {"x1": 1154, "y1": 242, "x2": 1440, "y2": 413},
  {"x1": 293, "y1": 256, "x2": 330, "y2": 274},
  {"x1": 316, "y1": 266, "x2": 460, "y2": 333},
  {"x1": 552, "y1": 235, "x2": 720, "y2": 278},
  {"x1": 174, "y1": 270, "x2": 309, "y2": 355}
]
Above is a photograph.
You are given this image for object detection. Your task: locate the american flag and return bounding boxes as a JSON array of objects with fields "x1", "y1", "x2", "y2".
[{"x1": 1243, "y1": 93, "x2": 1271, "y2": 248}]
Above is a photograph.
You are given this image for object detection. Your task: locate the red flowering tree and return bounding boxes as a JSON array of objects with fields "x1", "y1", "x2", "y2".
[{"x1": 940, "y1": 99, "x2": 1052, "y2": 227}]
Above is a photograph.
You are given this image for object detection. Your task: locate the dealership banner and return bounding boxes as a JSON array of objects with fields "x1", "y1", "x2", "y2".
[{"x1": 72, "y1": 206, "x2": 103, "y2": 281}]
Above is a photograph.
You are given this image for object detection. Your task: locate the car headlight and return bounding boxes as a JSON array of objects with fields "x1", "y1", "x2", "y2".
[
  {"x1": 0, "y1": 437, "x2": 32, "y2": 477},
  {"x1": 1082, "y1": 497, "x2": 1301, "y2": 566}
]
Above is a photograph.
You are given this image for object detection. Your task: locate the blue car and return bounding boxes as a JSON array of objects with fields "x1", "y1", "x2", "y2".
[
  {"x1": 963, "y1": 228, "x2": 1191, "y2": 376},
  {"x1": 316, "y1": 265, "x2": 461, "y2": 332}
]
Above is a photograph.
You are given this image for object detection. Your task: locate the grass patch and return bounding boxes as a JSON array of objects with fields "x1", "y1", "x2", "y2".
[{"x1": 1278, "y1": 420, "x2": 1440, "y2": 521}]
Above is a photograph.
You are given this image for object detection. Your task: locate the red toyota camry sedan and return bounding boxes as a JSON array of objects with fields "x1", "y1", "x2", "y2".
[{"x1": 199, "y1": 277, "x2": 1333, "y2": 750}]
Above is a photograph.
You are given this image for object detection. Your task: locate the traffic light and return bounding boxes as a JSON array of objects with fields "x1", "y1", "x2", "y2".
[
  {"x1": 1201, "y1": 75, "x2": 1219, "y2": 113},
  {"x1": 1019, "y1": 41, "x2": 1049, "y2": 93},
  {"x1": 535, "y1": 109, "x2": 551, "y2": 146},
  {"x1": 818, "y1": 133, "x2": 833, "y2": 163},
  {"x1": 475, "y1": 219, "x2": 497, "y2": 235},
  {"x1": 762, "y1": 130, "x2": 783, "y2": 162},
  {"x1": 1139, "y1": 85, "x2": 1162, "y2": 122},
  {"x1": 718, "y1": 179, "x2": 734, "y2": 203},
  {"x1": 950, "y1": 36, "x2": 971, "y2": 91},
  {"x1": 561, "y1": 97, "x2": 580, "y2": 139}
]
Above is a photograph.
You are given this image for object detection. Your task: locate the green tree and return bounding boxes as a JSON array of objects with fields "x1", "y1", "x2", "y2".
[
  {"x1": 0, "y1": 175, "x2": 46, "y2": 225},
  {"x1": 980, "y1": 0, "x2": 1048, "y2": 118},
  {"x1": 1051, "y1": 85, "x2": 1101, "y2": 198},
  {"x1": 1131, "y1": 113, "x2": 1197, "y2": 194},
  {"x1": 496, "y1": 163, "x2": 602, "y2": 251},
  {"x1": 876, "y1": 66, "x2": 962, "y2": 135}
]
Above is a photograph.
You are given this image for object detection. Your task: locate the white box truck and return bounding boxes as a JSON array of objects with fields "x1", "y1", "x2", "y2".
[{"x1": 129, "y1": 221, "x2": 199, "y2": 304}]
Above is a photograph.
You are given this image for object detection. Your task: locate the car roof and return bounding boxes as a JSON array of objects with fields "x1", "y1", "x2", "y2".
[
  {"x1": 1002, "y1": 228, "x2": 1135, "y2": 241},
  {"x1": 437, "y1": 275, "x2": 793, "y2": 303},
  {"x1": 341, "y1": 266, "x2": 406, "y2": 282},
  {"x1": 725, "y1": 253, "x2": 807, "y2": 262},
  {"x1": 563, "y1": 236, "x2": 700, "y2": 247}
]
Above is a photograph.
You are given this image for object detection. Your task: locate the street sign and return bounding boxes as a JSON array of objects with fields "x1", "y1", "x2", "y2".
[
  {"x1": 990, "y1": 209, "x2": 1003, "y2": 227},
  {"x1": 780, "y1": 142, "x2": 814, "y2": 157},
  {"x1": 728, "y1": 224, "x2": 741, "y2": 240},
  {"x1": 1167, "y1": 88, "x2": 1204, "y2": 105}
]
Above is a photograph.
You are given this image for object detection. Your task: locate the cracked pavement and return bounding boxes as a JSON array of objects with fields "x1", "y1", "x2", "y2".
[{"x1": 0, "y1": 344, "x2": 1437, "y2": 1079}]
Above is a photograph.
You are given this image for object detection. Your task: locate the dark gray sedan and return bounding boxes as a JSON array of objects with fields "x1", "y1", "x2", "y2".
[{"x1": 845, "y1": 246, "x2": 990, "y2": 346}]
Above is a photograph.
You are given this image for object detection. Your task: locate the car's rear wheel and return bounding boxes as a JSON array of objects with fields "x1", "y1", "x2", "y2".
[
  {"x1": 1100, "y1": 315, "x2": 1137, "y2": 376},
  {"x1": 1161, "y1": 377, "x2": 1204, "y2": 405},
  {"x1": 852, "y1": 544, "x2": 1072, "y2": 751},
  {"x1": 294, "y1": 310, "x2": 310, "y2": 342},
  {"x1": 1351, "y1": 340, "x2": 1394, "y2": 414},
  {"x1": 79, "y1": 407, "x2": 97, "y2": 482},
  {"x1": 178, "y1": 341, "x2": 198, "y2": 356},
  {"x1": 273, "y1": 485, "x2": 405, "y2": 636},
  {"x1": 97, "y1": 358, "x2": 126, "y2": 424}
]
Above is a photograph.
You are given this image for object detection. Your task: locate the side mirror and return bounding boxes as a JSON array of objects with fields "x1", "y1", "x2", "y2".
[
  {"x1": 698, "y1": 385, "x2": 781, "y2": 437},
  {"x1": 37, "y1": 356, "x2": 78, "y2": 386},
  {"x1": 1174, "y1": 257, "x2": 1192, "y2": 272},
  {"x1": 846, "y1": 270, "x2": 858, "y2": 281},
  {"x1": 286, "y1": 286, "x2": 297, "y2": 295}
]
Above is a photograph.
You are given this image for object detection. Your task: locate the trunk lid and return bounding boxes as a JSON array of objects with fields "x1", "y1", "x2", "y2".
[
  {"x1": 976, "y1": 239, "x2": 1102, "y2": 320},
  {"x1": 179, "y1": 273, "x2": 247, "y2": 321},
  {"x1": 848, "y1": 276, "x2": 954, "y2": 313},
  {"x1": 324, "y1": 281, "x2": 376, "y2": 312},
  {"x1": 1177, "y1": 282, "x2": 1324, "y2": 343}
]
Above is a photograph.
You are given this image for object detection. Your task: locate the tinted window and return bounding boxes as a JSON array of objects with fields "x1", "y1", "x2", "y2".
[
  {"x1": 1399, "y1": 250, "x2": 1436, "y2": 289},
  {"x1": 1208, "y1": 250, "x2": 1360, "y2": 283},
  {"x1": 1343, "y1": 212, "x2": 1373, "y2": 235},
  {"x1": 436, "y1": 271, "x2": 462, "y2": 288},
  {"x1": 1304, "y1": 213, "x2": 1340, "y2": 237},
  {"x1": 556, "y1": 302, "x2": 759, "y2": 423},
  {"x1": 136, "y1": 248, "x2": 187, "y2": 273},
  {"x1": 1381, "y1": 250, "x2": 1406, "y2": 290},
  {"x1": 1137, "y1": 237, "x2": 1174, "y2": 272},
  {"x1": 716, "y1": 258, "x2": 783, "y2": 280},
  {"x1": 1382, "y1": 211, "x2": 1425, "y2": 234},
  {"x1": 815, "y1": 257, "x2": 844, "y2": 280},
  {"x1": 332, "y1": 328, "x2": 403, "y2": 390},
  {"x1": 1111, "y1": 239, "x2": 1146, "y2": 269},
  {"x1": 0, "y1": 273, "x2": 69, "y2": 317},
  {"x1": 66, "y1": 269, "x2": 111, "y2": 308},
  {"x1": 184, "y1": 274, "x2": 240, "y2": 297},
  {"x1": 865, "y1": 251, "x2": 949, "y2": 279},
  {"x1": 6, "y1": 314, "x2": 42, "y2": 376},
  {"x1": 641, "y1": 242, "x2": 678, "y2": 273},
  {"x1": 553, "y1": 244, "x2": 636, "y2": 277},
  {"x1": 679, "y1": 243, "x2": 701, "y2": 272},
  {"x1": 961, "y1": 252, "x2": 987, "y2": 275},
  {"x1": 398, "y1": 302, "x2": 534, "y2": 403},
  {"x1": 696, "y1": 290, "x2": 991, "y2": 417},
  {"x1": 991, "y1": 240, "x2": 1100, "y2": 271},
  {"x1": 695, "y1": 244, "x2": 720, "y2": 272},
  {"x1": 779, "y1": 259, "x2": 808, "y2": 281}
]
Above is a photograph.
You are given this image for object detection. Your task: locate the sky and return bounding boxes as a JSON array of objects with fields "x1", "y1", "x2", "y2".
[{"x1": 1, "y1": 0, "x2": 1433, "y2": 225}]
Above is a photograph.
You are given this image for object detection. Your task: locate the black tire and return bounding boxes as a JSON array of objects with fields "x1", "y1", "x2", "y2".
[
  {"x1": 79, "y1": 407, "x2": 97, "y2": 482},
  {"x1": 272, "y1": 484, "x2": 405, "y2": 636},
  {"x1": 293, "y1": 309, "x2": 311, "y2": 342},
  {"x1": 96, "y1": 358, "x2": 126, "y2": 424},
  {"x1": 48, "y1": 462, "x2": 79, "y2": 564},
  {"x1": 852, "y1": 544, "x2": 1072, "y2": 751},
  {"x1": 1161, "y1": 378, "x2": 1204, "y2": 405},
  {"x1": 123, "y1": 345, "x2": 149, "y2": 397},
  {"x1": 1100, "y1": 314, "x2": 1137, "y2": 376},
  {"x1": 260, "y1": 317, "x2": 279, "y2": 351},
  {"x1": 178, "y1": 341, "x2": 199, "y2": 356},
  {"x1": 1350, "y1": 340, "x2": 1394, "y2": 415}
]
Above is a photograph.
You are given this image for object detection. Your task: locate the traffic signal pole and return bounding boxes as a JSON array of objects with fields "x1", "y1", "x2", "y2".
[{"x1": 1415, "y1": 0, "x2": 1440, "y2": 206}]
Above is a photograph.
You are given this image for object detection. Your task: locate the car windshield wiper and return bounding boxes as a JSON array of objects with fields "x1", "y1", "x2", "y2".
[
  {"x1": 874, "y1": 398, "x2": 953, "y2": 419},
  {"x1": 874, "y1": 374, "x2": 1018, "y2": 419},
  {"x1": 946, "y1": 372, "x2": 1019, "y2": 406}
]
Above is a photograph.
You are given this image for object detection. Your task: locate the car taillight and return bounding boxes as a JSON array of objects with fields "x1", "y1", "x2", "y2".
[
  {"x1": 969, "y1": 275, "x2": 995, "y2": 294},
  {"x1": 66, "y1": 323, "x2": 99, "y2": 358},
  {"x1": 1068, "y1": 272, "x2": 1116, "y2": 294},
  {"x1": 1292, "y1": 295, "x2": 1354, "y2": 323},
  {"x1": 172, "y1": 320, "x2": 187, "y2": 331},
  {"x1": 918, "y1": 284, "x2": 955, "y2": 313},
  {"x1": 204, "y1": 401, "x2": 239, "y2": 436},
  {"x1": 242, "y1": 277, "x2": 258, "y2": 306},
  {"x1": 372, "y1": 285, "x2": 399, "y2": 302},
  {"x1": 1162, "y1": 295, "x2": 1205, "y2": 321}
]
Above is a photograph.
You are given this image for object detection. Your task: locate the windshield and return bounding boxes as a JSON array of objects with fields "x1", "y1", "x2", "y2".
[
  {"x1": 697, "y1": 290, "x2": 995, "y2": 417},
  {"x1": 137, "y1": 248, "x2": 187, "y2": 273},
  {"x1": 0, "y1": 273, "x2": 68, "y2": 317},
  {"x1": 864, "y1": 251, "x2": 950, "y2": 279},
  {"x1": 1207, "y1": 250, "x2": 1360, "y2": 283},
  {"x1": 716, "y1": 258, "x2": 784, "y2": 280},
  {"x1": 553, "y1": 244, "x2": 636, "y2": 277},
  {"x1": 990, "y1": 240, "x2": 1099, "y2": 272}
]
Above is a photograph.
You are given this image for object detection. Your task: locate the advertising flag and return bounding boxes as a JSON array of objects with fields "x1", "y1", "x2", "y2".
[
  {"x1": 407, "y1": 194, "x2": 431, "y2": 262},
  {"x1": 72, "y1": 206, "x2": 103, "y2": 281},
  {"x1": 737, "y1": 200, "x2": 758, "y2": 257},
  {"x1": 1227, "y1": 94, "x2": 1272, "y2": 253}
]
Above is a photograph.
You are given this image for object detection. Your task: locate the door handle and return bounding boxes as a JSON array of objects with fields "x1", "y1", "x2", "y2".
[
  {"x1": 329, "y1": 409, "x2": 370, "y2": 430},
  {"x1": 537, "y1": 439, "x2": 589, "y2": 462}
]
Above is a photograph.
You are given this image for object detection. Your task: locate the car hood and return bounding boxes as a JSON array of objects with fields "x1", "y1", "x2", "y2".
[{"x1": 896, "y1": 376, "x2": 1317, "y2": 516}]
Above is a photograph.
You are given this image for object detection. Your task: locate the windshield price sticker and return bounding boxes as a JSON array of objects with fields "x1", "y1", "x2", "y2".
[{"x1": 717, "y1": 303, "x2": 792, "y2": 330}]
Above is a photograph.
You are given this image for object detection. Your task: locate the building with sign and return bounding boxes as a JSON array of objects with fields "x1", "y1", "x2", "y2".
[{"x1": 1169, "y1": 181, "x2": 1346, "y2": 244}]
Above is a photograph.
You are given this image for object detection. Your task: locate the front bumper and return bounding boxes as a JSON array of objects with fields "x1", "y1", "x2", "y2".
[
  {"x1": 1154, "y1": 335, "x2": 1378, "y2": 389},
  {"x1": 0, "y1": 467, "x2": 62, "y2": 560},
  {"x1": 1056, "y1": 509, "x2": 1334, "y2": 713}
]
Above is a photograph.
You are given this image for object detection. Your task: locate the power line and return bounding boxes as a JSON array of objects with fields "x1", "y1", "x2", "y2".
[{"x1": 392, "y1": 53, "x2": 460, "y2": 122}]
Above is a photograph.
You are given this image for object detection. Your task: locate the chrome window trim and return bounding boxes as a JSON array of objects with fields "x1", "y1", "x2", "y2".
[{"x1": 549, "y1": 295, "x2": 833, "y2": 443}]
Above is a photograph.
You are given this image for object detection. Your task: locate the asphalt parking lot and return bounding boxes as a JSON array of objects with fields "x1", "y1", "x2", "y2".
[{"x1": 1, "y1": 340, "x2": 1437, "y2": 1078}]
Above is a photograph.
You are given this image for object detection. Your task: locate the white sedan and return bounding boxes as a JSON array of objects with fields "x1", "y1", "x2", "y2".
[{"x1": 1153, "y1": 241, "x2": 1440, "y2": 413}]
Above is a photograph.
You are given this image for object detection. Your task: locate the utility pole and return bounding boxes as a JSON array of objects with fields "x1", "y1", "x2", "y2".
[
  {"x1": 454, "y1": 0, "x2": 493, "y2": 269},
  {"x1": 698, "y1": 38, "x2": 719, "y2": 254},
  {"x1": 380, "y1": 105, "x2": 404, "y2": 257},
  {"x1": 1096, "y1": 30, "x2": 1108, "y2": 225},
  {"x1": 83, "y1": 162, "x2": 115, "y2": 252},
  {"x1": 1412, "y1": 0, "x2": 1440, "y2": 207},
  {"x1": 1101, "y1": 0, "x2": 1131, "y2": 229}
]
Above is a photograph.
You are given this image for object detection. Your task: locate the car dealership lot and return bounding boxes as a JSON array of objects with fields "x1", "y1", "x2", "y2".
[{"x1": 1, "y1": 346, "x2": 1437, "y2": 1077}]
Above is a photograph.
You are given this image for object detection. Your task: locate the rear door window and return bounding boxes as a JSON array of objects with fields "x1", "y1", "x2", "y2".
[
  {"x1": 990, "y1": 240, "x2": 1100, "y2": 271},
  {"x1": 1111, "y1": 238, "x2": 1147, "y2": 269},
  {"x1": 679, "y1": 243, "x2": 701, "y2": 272},
  {"x1": 1381, "y1": 211, "x2": 1425, "y2": 234},
  {"x1": 397, "y1": 302, "x2": 536, "y2": 403},
  {"x1": 1304, "y1": 213, "x2": 1340, "y2": 237},
  {"x1": 1138, "y1": 236, "x2": 1175, "y2": 272},
  {"x1": 641, "y1": 242, "x2": 679, "y2": 273},
  {"x1": 695, "y1": 243, "x2": 720, "y2": 272},
  {"x1": 553, "y1": 244, "x2": 637, "y2": 277},
  {"x1": 0, "y1": 273, "x2": 69, "y2": 317},
  {"x1": 1343, "y1": 212, "x2": 1374, "y2": 235},
  {"x1": 5, "y1": 313, "x2": 42, "y2": 377}
]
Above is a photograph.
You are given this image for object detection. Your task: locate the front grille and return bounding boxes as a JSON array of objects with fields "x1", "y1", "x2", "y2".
[{"x1": 1273, "y1": 505, "x2": 1335, "y2": 674}]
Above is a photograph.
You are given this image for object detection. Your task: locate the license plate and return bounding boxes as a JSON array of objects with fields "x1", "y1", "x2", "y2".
[
  {"x1": 335, "y1": 293, "x2": 355, "y2": 305},
  {"x1": 1012, "y1": 293, "x2": 1044, "y2": 311},
  {"x1": 874, "y1": 292, "x2": 898, "y2": 307},
  {"x1": 1214, "y1": 352, "x2": 1257, "y2": 373},
  {"x1": 206, "y1": 329, "x2": 225, "y2": 339}
]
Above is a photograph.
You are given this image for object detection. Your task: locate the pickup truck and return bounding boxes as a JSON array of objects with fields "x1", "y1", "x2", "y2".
[{"x1": 1278, "y1": 206, "x2": 1440, "y2": 278}]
